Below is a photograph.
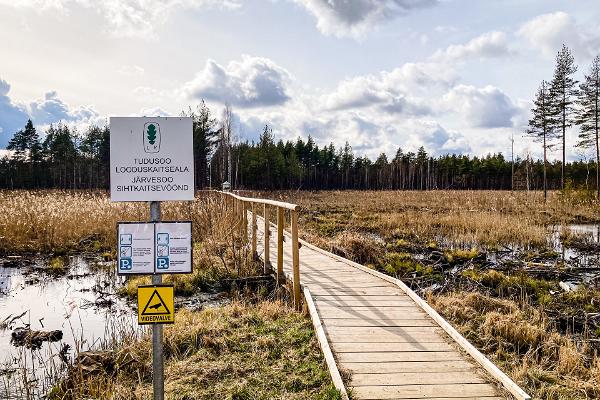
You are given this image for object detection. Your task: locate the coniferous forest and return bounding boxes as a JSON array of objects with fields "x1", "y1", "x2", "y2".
[{"x1": 2, "y1": 46, "x2": 599, "y2": 194}]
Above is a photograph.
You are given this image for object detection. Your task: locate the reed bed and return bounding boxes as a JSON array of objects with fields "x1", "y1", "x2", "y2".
[{"x1": 0, "y1": 190, "x2": 229, "y2": 254}]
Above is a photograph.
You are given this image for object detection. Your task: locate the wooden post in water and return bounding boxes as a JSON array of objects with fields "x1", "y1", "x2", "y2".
[
  {"x1": 277, "y1": 207, "x2": 284, "y2": 284},
  {"x1": 291, "y1": 210, "x2": 301, "y2": 310},
  {"x1": 251, "y1": 203, "x2": 257, "y2": 258},
  {"x1": 263, "y1": 204, "x2": 270, "y2": 273}
]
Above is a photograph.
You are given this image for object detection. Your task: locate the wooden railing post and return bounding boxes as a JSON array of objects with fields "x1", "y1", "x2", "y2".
[
  {"x1": 242, "y1": 201, "x2": 248, "y2": 243},
  {"x1": 277, "y1": 207, "x2": 284, "y2": 284},
  {"x1": 263, "y1": 204, "x2": 270, "y2": 273},
  {"x1": 251, "y1": 202, "x2": 257, "y2": 258},
  {"x1": 291, "y1": 210, "x2": 301, "y2": 310}
]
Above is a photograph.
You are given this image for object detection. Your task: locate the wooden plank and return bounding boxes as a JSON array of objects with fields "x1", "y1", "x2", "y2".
[
  {"x1": 351, "y1": 383, "x2": 501, "y2": 399},
  {"x1": 317, "y1": 309, "x2": 429, "y2": 320},
  {"x1": 351, "y1": 372, "x2": 488, "y2": 386},
  {"x1": 315, "y1": 300, "x2": 416, "y2": 307},
  {"x1": 313, "y1": 295, "x2": 408, "y2": 300},
  {"x1": 308, "y1": 283, "x2": 398, "y2": 289},
  {"x1": 318, "y1": 305, "x2": 421, "y2": 311},
  {"x1": 338, "y1": 351, "x2": 465, "y2": 363},
  {"x1": 308, "y1": 288, "x2": 401, "y2": 296},
  {"x1": 332, "y1": 341, "x2": 454, "y2": 353},
  {"x1": 343, "y1": 361, "x2": 477, "y2": 374},
  {"x1": 325, "y1": 326, "x2": 440, "y2": 333},
  {"x1": 321, "y1": 318, "x2": 436, "y2": 327},
  {"x1": 327, "y1": 333, "x2": 448, "y2": 344}
]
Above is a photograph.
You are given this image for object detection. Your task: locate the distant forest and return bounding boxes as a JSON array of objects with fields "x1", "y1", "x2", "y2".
[{"x1": 0, "y1": 104, "x2": 596, "y2": 192}]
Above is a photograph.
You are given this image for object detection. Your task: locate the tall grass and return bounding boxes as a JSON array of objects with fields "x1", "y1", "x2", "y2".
[
  {"x1": 272, "y1": 190, "x2": 600, "y2": 248},
  {"x1": 431, "y1": 292, "x2": 600, "y2": 399},
  {"x1": 0, "y1": 190, "x2": 231, "y2": 254}
]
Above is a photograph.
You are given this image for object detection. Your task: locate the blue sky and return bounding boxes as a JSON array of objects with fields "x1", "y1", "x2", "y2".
[{"x1": 1, "y1": 0, "x2": 599, "y2": 160}]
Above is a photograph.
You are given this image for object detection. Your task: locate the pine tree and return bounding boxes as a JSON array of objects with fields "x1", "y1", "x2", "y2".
[
  {"x1": 575, "y1": 55, "x2": 600, "y2": 197},
  {"x1": 183, "y1": 102, "x2": 218, "y2": 189},
  {"x1": 550, "y1": 44, "x2": 578, "y2": 189},
  {"x1": 7, "y1": 119, "x2": 40, "y2": 162},
  {"x1": 527, "y1": 81, "x2": 557, "y2": 201}
]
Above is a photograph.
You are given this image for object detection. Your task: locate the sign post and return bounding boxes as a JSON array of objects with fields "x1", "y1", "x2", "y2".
[
  {"x1": 110, "y1": 116, "x2": 194, "y2": 400},
  {"x1": 150, "y1": 201, "x2": 163, "y2": 400}
]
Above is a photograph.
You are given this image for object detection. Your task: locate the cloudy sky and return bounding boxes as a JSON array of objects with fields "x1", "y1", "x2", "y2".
[{"x1": 1, "y1": 0, "x2": 599, "y2": 160}]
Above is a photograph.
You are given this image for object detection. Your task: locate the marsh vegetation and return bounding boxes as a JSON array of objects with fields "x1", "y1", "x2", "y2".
[
  {"x1": 0, "y1": 191, "x2": 340, "y2": 400},
  {"x1": 269, "y1": 190, "x2": 600, "y2": 399}
]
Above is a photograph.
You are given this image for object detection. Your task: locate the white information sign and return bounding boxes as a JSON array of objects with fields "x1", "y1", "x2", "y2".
[
  {"x1": 154, "y1": 222, "x2": 193, "y2": 274},
  {"x1": 118, "y1": 223, "x2": 155, "y2": 275},
  {"x1": 110, "y1": 117, "x2": 194, "y2": 202},
  {"x1": 117, "y1": 221, "x2": 193, "y2": 275}
]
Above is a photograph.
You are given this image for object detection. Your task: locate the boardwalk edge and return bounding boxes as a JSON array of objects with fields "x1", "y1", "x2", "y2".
[{"x1": 303, "y1": 286, "x2": 350, "y2": 400}]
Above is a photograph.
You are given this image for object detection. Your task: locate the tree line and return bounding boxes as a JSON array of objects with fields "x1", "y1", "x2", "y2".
[
  {"x1": 1, "y1": 104, "x2": 598, "y2": 192},
  {"x1": 2, "y1": 43, "x2": 600, "y2": 194}
]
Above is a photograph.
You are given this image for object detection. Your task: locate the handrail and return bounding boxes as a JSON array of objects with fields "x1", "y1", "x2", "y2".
[
  {"x1": 217, "y1": 190, "x2": 302, "y2": 310},
  {"x1": 218, "y1": 190, "x2": 300, "y2": 211}
]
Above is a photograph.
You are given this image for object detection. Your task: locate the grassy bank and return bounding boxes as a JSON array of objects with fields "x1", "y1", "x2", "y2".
[{"x1": 50, "y1": 301, "x2": 341, "y2": 400}]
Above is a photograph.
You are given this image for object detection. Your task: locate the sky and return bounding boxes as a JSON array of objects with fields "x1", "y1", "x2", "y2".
[{"x1": 1, "y1": 0, "x2": 600, "y2": 161}]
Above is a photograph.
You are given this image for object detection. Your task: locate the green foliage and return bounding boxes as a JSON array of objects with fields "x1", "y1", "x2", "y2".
[
  {"x1": 444, "y1": 247, "x2": 479, "y2": 263},
  {"x1": 462, "y1": 269, "x2": 557, "y2": 301}
]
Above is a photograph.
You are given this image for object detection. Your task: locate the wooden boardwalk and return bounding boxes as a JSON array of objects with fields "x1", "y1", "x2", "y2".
[{"x1": 252, "y1": 214, "x2": 529, "y2": 400}]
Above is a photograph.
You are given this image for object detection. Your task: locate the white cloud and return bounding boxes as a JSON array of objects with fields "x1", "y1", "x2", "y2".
[
  {"x1": 432, "y1": 31, "x2": 512, "y2": 61},
  {"x1": 0, "y1": 77, "x2": 103, "y2": 146},
  {"x1": 0, "y1": 0, "x2": 242, "y2": 38},
  {"x1": 118, "y1": 65, "x2": 145, "y2": 76},
  {"x1": 443, "y1": 84, "x2": 518, "y2": 128},
  {"x1": 518, "y1": 11, "x2": 600, "y2": 59},
  {"x1": 405, "y1": 120, "x2": 471, "y2": 155},
  {"x1": 293, "y1": 0, "x2": 437, "y2": 38},
  {"x1": 0, "y1": 78, "x2": 30, "y2": 147},
  {"x1": 182, "y1": 55, "x2": 292, "y2": 108},
  {"x1": 29, "y1": 91, "x2": 100, "y2": 125},
  {"x1": 319, "y1": 62, "x2": 455, "y2": 114}
]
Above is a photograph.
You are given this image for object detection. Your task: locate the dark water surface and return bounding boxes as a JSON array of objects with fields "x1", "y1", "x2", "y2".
[{"x1": 0, "y1": 256, "x2": 137, "y2": 399}]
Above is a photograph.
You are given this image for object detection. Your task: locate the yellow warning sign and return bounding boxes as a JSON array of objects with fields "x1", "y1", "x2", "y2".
[{"x1": 137, "y1": 285, "x2": 174, "y2": 324}]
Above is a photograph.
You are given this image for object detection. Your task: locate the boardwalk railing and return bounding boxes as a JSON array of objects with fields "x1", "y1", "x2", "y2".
[{"x1": 218, "y1": 191, "x2": 302, "y2": 310}]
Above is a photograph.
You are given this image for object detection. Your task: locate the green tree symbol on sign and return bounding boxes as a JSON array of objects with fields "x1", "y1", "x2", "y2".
[{"x1": 147, "y1": 124, "x2": 157, "y2": 145}]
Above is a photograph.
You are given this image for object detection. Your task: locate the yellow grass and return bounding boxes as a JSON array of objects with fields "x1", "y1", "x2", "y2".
[
  {"x1": 271, "y1": 190, "x2": 600, "y2": 247},
  {"x1": 430, "y1": 292, "x2": 599, "y2": 399}
]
